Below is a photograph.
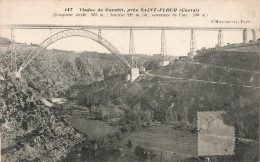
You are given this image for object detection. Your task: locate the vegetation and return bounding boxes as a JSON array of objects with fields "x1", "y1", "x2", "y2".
[
  {"x1": 127, "y1": 139, "x2": 132, "y2": 149},
  {"x1": 0, "y1": 37, "x2": 11, "y2": 45},
  {"x1": 195, "y1": 50, "x2": 259, "y2": 71},
  {"x1": 1, "y1": 38, "x2": 259, "y2": 161},
  {"x1": 0, "y1": 72, "x2": 84, "y2": 161}
]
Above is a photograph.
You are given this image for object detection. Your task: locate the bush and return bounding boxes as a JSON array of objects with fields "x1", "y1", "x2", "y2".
[
  {"x1": 96, "y1": 147, "x2": 122, "y2": 161},
  {"x1": 121, "y1": 124, "x2": 131, "y2": 133},
  {"x1": 130, "y1": 124, "x2": 137, "y2": 132},
  {"x1": 127, "y1": 139, "x2": 132, "y2": 149},
  {"x1": 134, "y1": 145, "x2": 148, "y2": 161},
  {"x1": 115, "y1": 131, "x2": 122, "y2": 140}
]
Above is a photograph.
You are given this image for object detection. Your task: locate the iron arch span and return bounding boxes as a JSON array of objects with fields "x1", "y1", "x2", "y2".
[{"x1": 15, "y1": 29, "x2": 132, "y2": 78}]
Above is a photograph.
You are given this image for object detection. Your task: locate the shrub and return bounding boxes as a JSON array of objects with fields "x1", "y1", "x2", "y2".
[
  {"x1": 134, "y1": 145, "x2": 148, "y2": 161},
  {"x1": 115, "y1": 131, "x2": 122, "y2": 140},
  {"x1": 121, "y1": 125, "x2": 131, "y2": 133},
  {"x1": 127, "y1": 139, "x2": 132, "y2": 149}
]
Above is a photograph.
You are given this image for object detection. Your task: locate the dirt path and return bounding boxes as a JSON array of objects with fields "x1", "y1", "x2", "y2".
[{"x1": 145, "y1": 70, "x2": 260, "y2": 89}]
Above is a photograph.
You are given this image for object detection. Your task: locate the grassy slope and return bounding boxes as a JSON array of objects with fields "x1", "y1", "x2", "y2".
[{"x1": 65, "y1": 117, "x2": 116, "y2": 140}]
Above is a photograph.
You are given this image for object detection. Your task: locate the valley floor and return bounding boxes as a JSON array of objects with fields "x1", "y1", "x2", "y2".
[
  {"x1": 121, "y1": 124, "x2": 197, "y2": 161},
  {"x1": 64, "y1": 116, "x2": 197, "y2": 161}
]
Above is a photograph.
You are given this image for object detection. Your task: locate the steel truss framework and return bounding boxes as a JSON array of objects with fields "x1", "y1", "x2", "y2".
[
  {"x1": 2, "y1": 25, "x2": 258, "y2": 77},
  {"x1": 17, "y1": 29, "x2": 132, "y2": 74}
]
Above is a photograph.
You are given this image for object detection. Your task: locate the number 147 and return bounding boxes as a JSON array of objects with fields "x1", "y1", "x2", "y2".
[{"x1": 65, "y1": 8, "x2": 73, "y2": 11}]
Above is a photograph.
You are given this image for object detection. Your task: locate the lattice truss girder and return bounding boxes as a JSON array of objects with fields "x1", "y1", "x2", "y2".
[{"x1": 18, "y1": 29, "x2": 132, "y2": 73}]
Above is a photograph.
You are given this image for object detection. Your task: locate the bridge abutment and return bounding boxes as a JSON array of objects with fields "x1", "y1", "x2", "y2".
[
  {"x1": 159, "y1": 61, "x2": 169, "y2": 67},
  {"x1": 243, "y1": 29, "x2": 259, "y2": 43},
  {"x1": 257, "y1": 29, "x2": 260, "y2": 40},
  {"x1": 15, "y1": 70, "x2": 21, "y2": 78},
  {"x1": 130, "y1": 68, "x2": 139, "y2": 82}
]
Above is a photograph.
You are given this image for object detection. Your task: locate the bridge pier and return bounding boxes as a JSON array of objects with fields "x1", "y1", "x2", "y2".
[
  {"x1": 251, "y1": 29, "x2": 256, "y2": 41},
  {"x1": 159, "y1": 29, "x2": 169, "y2": 67},
  {"x1": 218, "y1": 30, "x2": 223, "y2": 47},
  {"x1": 10, "y1": 28, "x2": 17, "y2": 72},
  {"x1": 243, "y1": 29, "x2": 247, "y2": 43},
  {"x1": 188, "y1": 30, "x2": 196, "y2": 58},
  {"x1": 129, "y1": 29, "x2": 136, "y2": 67}
]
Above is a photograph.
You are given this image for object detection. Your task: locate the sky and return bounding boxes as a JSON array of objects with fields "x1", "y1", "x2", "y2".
[{"x1": 0, "y1": 0, "x2": 259, "y2": 56}]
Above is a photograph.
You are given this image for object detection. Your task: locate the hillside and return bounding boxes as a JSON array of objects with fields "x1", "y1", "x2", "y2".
[
  {"x1": 65, "y1": 43, "x2": 260, "y2": 161},
  {"x1": 1, "y1": 38, "x2": 259, "y2": 161},
  {"x1": 150, "y1": 43, "x2": 260, "y2": 135},
  {"x1": 151, "y1": 60, "x2": 259, "y2": 87},
  {"x1": 0, "y1": 73, "x2": 84, "y2": 161},
  {"x1": 195, "y1": 50, "x2": 259, "y2": 71},
  {"x1": 0, "y1": 41, "x2": 157, "y2": 96},
  {"x1": 0, "y1": 37, "x2": 11, "y2": 45},
  {"x1": 0, "y1": 40, "x2": 158, "y2": 161},
  {"x1": 151, "y1": 43, "x2": 260, "y2": 87},
  {"x1": 0, "y1": 41, "x2": 131, "y2": 161},
  {"x1": 0, "y1": 43, "x2": 133, "y2": 97}
]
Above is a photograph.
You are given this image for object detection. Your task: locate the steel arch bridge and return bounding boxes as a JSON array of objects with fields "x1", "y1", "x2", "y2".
[{"x1": 15, "y1": 29, "x2": 132, "y2": 77}]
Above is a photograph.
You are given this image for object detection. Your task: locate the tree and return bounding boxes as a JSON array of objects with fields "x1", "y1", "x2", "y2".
[
  {"x1": 127, "y1": 139, "x2": 133, "y2": 149},
  {"x1": 144, "y1": 110, "x2": 153, "y2": 125}
]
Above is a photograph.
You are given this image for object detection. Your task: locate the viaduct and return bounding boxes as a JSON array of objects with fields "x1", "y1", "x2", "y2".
[{"x1": 0, "y1": 24, "x2": 259, "y2": 82}]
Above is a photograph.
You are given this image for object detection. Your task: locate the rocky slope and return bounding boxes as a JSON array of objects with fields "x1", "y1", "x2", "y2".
[
  {"x1": 0, "y1": 72, "x2": 84, "y2": 161},
  {"x1": 8, "y1": 46, "x2": 104, "y2": 97}
]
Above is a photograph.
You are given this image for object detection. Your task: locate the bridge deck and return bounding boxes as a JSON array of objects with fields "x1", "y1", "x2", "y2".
[{"x1": 0, "y1": 24, "x2": 246, "y2": 31}]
